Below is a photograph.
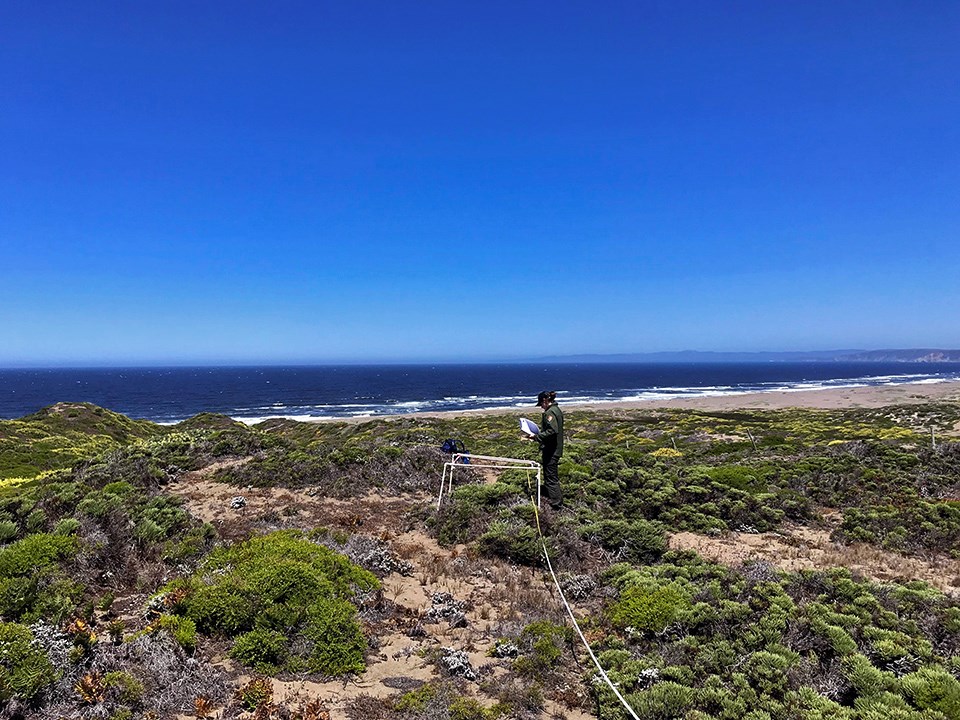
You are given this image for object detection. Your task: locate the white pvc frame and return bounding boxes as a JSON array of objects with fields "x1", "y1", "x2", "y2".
[{"x1": 438, "y1": 453, "x2": 542, "y2": 509}]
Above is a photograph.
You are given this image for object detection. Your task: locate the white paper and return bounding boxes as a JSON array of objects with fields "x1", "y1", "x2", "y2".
[{"x1": 520, "y1": 417, "x2": 540, "y2": 435}]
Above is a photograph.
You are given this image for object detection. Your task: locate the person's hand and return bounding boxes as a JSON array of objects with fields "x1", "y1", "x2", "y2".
[{"x1": 521, "y1": 433, "x2": 534, "y2": 442}]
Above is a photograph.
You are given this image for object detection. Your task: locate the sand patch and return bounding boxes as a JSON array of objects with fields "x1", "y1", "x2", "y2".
[{"x1": 669, "y1": 519, "x2": 960, "y2": 596}]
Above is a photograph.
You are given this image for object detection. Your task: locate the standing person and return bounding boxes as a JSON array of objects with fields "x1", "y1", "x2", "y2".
[{"x1": 531, "y1": 390, "x2": 564, "y2": 510}]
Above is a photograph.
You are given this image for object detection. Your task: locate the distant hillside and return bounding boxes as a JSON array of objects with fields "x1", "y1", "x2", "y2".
[
  {"x1": 838, "y1": 349, "x2": 960, "y2": 362},
  {"x1": 0, "y1": 402, "x2": 164, "y2": 481},
  {"x1": 539, "y1": 349, "x2": 960, "y2": 363},
  {"x1": 19, "y1": 401, "x2": 162, "y2": 441}
]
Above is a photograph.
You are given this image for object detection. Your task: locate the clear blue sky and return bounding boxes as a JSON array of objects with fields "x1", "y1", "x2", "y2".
[{"x1": 2, "y1": 1, "x2": 958, "y2": 365}]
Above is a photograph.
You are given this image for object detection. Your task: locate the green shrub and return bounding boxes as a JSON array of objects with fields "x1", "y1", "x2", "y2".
[
  {"x1": 0, "y1": 622, "x2": 57, "y2": 702},
  {"x1": 169, "y1": 531, "x2": 376, "y2": 676},
  {"x1": 827, "y1": 625, "x2": 859, "y2": 656},
  {"x1": 53, "y1": 518, "x2": 81, "y2": 536},
  {"x1": 0, "y1": 533, "x2": 77, "y2": 577},
  {"x1": 134, "y1": 518, "x2": 165, "y2": 544},
  {"x1": 706, "y1": 465, "x2": 768, "y2": 493},
  {"x1": 104, "y1": 670, "x2": 144, "y2": 704},
  {"x1": 229, "y1": 628, "x2": 288, "y2": 673},
  {"x1": 394, "y1": 683, "x2": 439, "y2": 711},
  {"x1": 0, "y1": 533, "x2": 79, "y2": 620},
  {"x1": 782, "y1": 687, "x2": 849, "y2": 719},
  {"x1": 185, "y1": 583, "x2": 256, "y2": 635},
  {"x1": 449, "y1": 696, "x2": 492, "y2": 720},
  {"x1": 871, "y1": 638, "x2": 912, "y2": 666},
  {"x1": 156, "y1": 614, "x2": 197, "y2": 652},
  {"x1": 25, "y1": 509, "x2": 46, "y2": 533},
  {"x1": 627, "y1": 681, "x2": 694, "y2": 720},
  {"x1": 0, "y1": 521, "x2": 18, "y2": 543},
  {"x1": 162, "y1": 523, "x2": 215, "y2": 563},
  {"x1": 201, "y1": 531, "x2": 376, "y2": 593},
  {"x1": 746, "y1": 646, "x2": 799, "y2": 696},
  {"x1": 898, "y1": 666, "x2": 960, "y2": 715},
  {"x1": 77, "y1": 488, "x2": 127, "y2": 518},
  {"x1": 513, "y1": 620, "x2": 573, "y2": 677},
  {"x1": 843, "y1": 654, "x2": 893, "y2": 696},
  {"x1": 582, "y1": 519, "x2": 666, "y2": 563},
  {"x1": 433, "y1": 483, "x2": 518, "y2": 545},
  {"x1": 303, "y1": 595, "x2": 366, "y2": 675},
  {"x1": 611, "y1": 582, "x2": 692, "y2": 633},
  {"x1": 943, "y1": 606, "x2": 960, "y2": 634},
  {"x1": 477, "y1": 521, "x2": 545, "y2": 566},
  {"x1": 138, "y1": 495, "x2": 189, "y2": 536}
]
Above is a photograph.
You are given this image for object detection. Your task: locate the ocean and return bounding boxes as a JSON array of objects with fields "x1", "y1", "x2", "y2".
[{"x1": 2, "y1": 362, "x2": 960, "y2": 424}]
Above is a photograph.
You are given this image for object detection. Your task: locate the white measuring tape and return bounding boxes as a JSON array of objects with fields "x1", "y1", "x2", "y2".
[
  {"x1": 529, "y1": 487, "x2": 642, "y2": 720},
  {"x1": 512, "y1": 464, "x2": 640, "y2": 720},
  {"x1": 437, "y1": 456, "x2": 641, "y2": 718}
]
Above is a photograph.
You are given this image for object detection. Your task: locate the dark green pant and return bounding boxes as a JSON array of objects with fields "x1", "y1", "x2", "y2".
[{"x1": 542, "y1": 452, "x2": 562, "y2": 509}]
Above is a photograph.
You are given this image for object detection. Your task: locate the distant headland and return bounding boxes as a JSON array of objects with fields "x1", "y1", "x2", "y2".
[{"x1": 538, "y1": 349, "x2": 960, "y2": 363}]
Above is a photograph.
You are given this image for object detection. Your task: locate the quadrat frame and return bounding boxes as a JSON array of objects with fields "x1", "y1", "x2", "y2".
[{"x1": 436, "y1": 452, "x2": 542, "y2": 509}]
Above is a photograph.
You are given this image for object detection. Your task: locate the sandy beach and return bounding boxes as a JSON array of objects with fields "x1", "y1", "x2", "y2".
[
  {"x1": 570, "y1": 378, "x2": 960, "y2": 412},
  {"x1": 304, "y1": 378, "x2": 960, "y2": 424}
]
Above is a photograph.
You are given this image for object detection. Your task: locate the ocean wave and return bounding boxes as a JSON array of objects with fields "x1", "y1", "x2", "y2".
[
  {"x1": 212, "y1": 370, "x2": 960, "y2": 424},
  {"x1": 235, "y1": 414, "x2": 342, "y2": 425},
  {"x1": 6, "y1": 363, "x2": 959, "y2": 425}
]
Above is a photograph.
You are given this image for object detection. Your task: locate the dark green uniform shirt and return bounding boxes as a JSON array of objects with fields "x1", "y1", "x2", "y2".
[{"x1": 537, "y1": 403, "x2": 564, "y2": 456}]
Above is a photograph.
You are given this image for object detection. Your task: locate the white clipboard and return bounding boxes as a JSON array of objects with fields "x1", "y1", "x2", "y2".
[{"x1": 520, "y1": 417, "x2": 540, "y2": 435}]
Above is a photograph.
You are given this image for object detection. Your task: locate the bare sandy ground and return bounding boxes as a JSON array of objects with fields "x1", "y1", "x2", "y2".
[
  {"x1": 599, "y1": 378, "x2": 960, "y2": 412},
  {"x1": 670, "y1": 520, "x2": 960, "y2": 598},
  {"x1": 302, "y1": 379, "x2": 960, "y2": 425}
]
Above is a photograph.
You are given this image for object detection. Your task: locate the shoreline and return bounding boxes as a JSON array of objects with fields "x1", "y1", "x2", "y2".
[{"x1": 295, "y1": 378, "x2": 960, "y2": 425}]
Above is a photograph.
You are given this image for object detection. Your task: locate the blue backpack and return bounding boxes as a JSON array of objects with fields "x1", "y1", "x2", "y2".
[{"x1": 441, "y1": 438, "x2": 470, "y2": 463}]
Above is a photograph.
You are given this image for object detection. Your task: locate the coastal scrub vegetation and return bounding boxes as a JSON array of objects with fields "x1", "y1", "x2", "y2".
[
  {"x1": 0, "y1": 400, "x2": 958, "y2": 718},
  {"x1": 160, "y1": 530, "x2": 378, "y2": 675}
]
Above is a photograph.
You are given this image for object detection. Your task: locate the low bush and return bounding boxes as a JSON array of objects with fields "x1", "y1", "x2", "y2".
[
  {"x1": 611, "y1": 581, "x2": 692, "y2": 634},
  {"x1": 627, "y1": 681, "x2": 693, "y2": 720},
  {"x1": 0, "y1": 533, "x2": 79, "y2": 621},
  {"x1": 103, "y1": 670, "x2": 144, "y2": 705},
  {"x1": 512, "y1": 620, "x2": 573, "y2": 677},
  {"x1": 477, "y1": 521, "x2": 545, "y2": 567},
  {"x1": 898, "y1": 666, "x2": 960, "y2": 716},
  {"x1": 0, "y1": 520, "x2": 18, "y2": 543},
  {"x1": 394, "y1": 683, "x2": 439, "y2": 712},
  {"x1": 229, "y1": 628, "x2": 288, "y2": 673},
  {"x1": 0, "y1": 532, "x2": 77, "y2": 577},
  {"x1": 165, "y1": 531, "x2": 377, "y2": 676},
  {"x1": 705, "y1": 464, "x2": 770, "y2": 493},
  {"x1": 449, "y1": 696, "x2": 501, "y2": 720},
  {"x1": 155, "y1": 613, "x2": 197, "y2": 652},
  {"x1": 581, "y1": 519, "x2": 666, "y2": 563},
  {"x1": 433, "y1": 483, "x2": 519, "y2": 546},
  {"x1": 0, "y1": 621, "x2": 57, "y2": 702}
]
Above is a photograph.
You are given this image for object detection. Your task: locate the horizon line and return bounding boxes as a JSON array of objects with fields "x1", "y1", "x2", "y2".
[{"x1": 4, "y1": 347, "x2": 960, "y2": 370}]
